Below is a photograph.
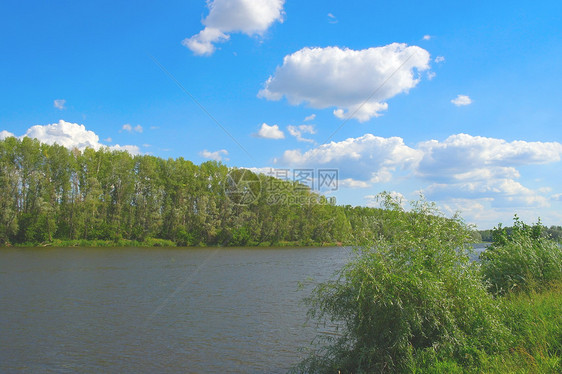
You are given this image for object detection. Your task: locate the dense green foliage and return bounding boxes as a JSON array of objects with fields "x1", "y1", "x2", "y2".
[
  {"x1": 0, "y1": 137, "x2": 406, "y2": 247},
  {"x1": 294, "y1": 194, "x2": 507, "y2": 373},
  {"x1": 481, "y1": 216, "x2": 562, "y2": 295},
  {"x1": 295, "y1": 197, "x2": 562, "y2": 373}
]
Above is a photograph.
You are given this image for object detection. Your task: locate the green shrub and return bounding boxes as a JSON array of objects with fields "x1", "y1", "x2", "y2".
[
  {"x1": 480, "y1": 216, "x2": 562, "y2": 295},
  {"x1": 294, "y1": 194, "x2": 507, "y2": 373},
  {"x1": 143, "y1": 237, "x2": 176, "y2": 247}
]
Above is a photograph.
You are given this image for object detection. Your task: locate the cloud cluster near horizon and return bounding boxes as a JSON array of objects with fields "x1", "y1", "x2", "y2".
[
  {"x1": 259, "y1": 43, "x2": 431, "y2": 122},
  {"x1": 183, "y1": 0, "x2": 285, "y2": 56},
  {"x1": 277, "y1": 133, "x2": 562, "y2": 211}
]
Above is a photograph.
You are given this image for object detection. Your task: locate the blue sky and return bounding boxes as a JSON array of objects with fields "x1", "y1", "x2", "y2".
[{"x1": 1, "y1": 0, "x2": 561, "y2": 229}]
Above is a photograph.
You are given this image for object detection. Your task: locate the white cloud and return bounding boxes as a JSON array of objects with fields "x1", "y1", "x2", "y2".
[
  {"x1": 439, "y1": 198, "x2": 497, "y2": 227},
  {"x1": 274, "y1": 132, "x2": 562, "y2": 213},
  {"x1": 255, "y1": 123, "x2": 285, "y2": 139},
  {"x1": 279, "y1": 134, "x2": 421, "y2": 183},
  {"x1": 0, "y1": 130, "x2": 15, "y2": 140},
  {"x1": 340, "y1": 178, "x2": 370, "y2": 188},
  {"x1": 104, "y1": 137, "x2": 112, "y2": 142},
  {"x1": 304, "y1": 114, "x2": 316, "y2": 122},
  {"x1": 424, "y1": 179, "x2": 549, "y2": 208},
  {"x1": 53, "y1": 99, "x2": 66, "y2": 110},
  {"x1": 259, "y1": 43, "x2": 431, "y2": 122},
  {"x1": 110, "y1": 144, "x2": 141, "y2": 155},
  {"x1": 121, "y1": 124, "x2": 143, "y2": 133},
  {"x1": 417, "y1": 134, "x2": 562, "y2": 181},
  {"x1": 24, "y1": 120, "x2": 104, "y2": 151},
  {"x1": 417, "y1": 134, "x2": 562, "y2": 208},
  {"x1": 1, "y1": 120, "x2": 140, "y2": 154},
  {"x1": 183, "y1": 27, "x2": 229, "y2": 56},
  {"x1": 434, "y1": 56, "x2": 445, "y2": 63},
  {"x1": 451, "y1": 94, "x2": 472, "y2": 106},
  {"x1": 200, "y1": 149, "x2": 229, "y2": 161},
  {"x1": 241, "y1": 166, "x2": 276, "y2": 176},
  {"x1": 427, "y1": 71, "x2": 436, "y2": 80},
  {"x1": 423, "y1": 35, "x2": 431, "y2": 40},
  {"x1": 327, "y1": 13, "x2": 338, "y2": 24},
  {"x1": 183, "y1": 0, "x2": 285, "y2": 56},
  {"x1": 287, "y1": 124, "x2": 316, "y2": 143}
]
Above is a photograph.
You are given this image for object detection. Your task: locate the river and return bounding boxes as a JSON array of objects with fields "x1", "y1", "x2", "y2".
[
  {"x1": 0, "y1": 244, "x2": 488, "y2": 373},
  {"x1": 0, "y1": 246, "x2": 354, "y2": 373}
]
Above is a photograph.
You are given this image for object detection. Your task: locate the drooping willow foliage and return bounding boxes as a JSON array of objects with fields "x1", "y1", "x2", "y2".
[{"x1": 294, "y1": 194, "x2": 508, "y2": 373}]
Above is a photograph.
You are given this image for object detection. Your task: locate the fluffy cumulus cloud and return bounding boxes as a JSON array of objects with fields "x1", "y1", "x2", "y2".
[
  {"x1": 417, "y1": 134, "x2": 562, "y2": 207},
  {"x1": 287, "y1": 124, "x2": 315, "y2": 143},
  {"x1": 451, "y1": 94, "x2": 472, "y2": 106},
  {"x1": 417, "y1": 134, "x2": 562, "y2": 181},
  {"x1": 276, "y1": 132, "x2": 562, "y2": 214},
  {"x1": 1, "y1": 120, "x2": 140, "y2": 154},
  {"x1": 255, "y1": 123, "x2": 285, "y2": 139},
  {"x1": 109, "y1": 144, "x2": 142, "y2": 155},
  {"x1": 0, "y1": 130, "x2": 15, "y2": 140},
  {"x1": 423, "y1": 179, "x2": 550, "y2": 211},
  {"x1": 24, "y1": 120, "x2": 104, "y2": 150},
  {"x1": 259, "y1": 43, "x2": 431, "y2": 122},
  {"x1": 279, "y1": 134, "x2": 422, "y2": 183},
  {"x1": 200, "y1": 149, "x2": 229, "y2": 161},
  {"x1": 183, "y1": 0, "x2": 285, "y2": 56}
]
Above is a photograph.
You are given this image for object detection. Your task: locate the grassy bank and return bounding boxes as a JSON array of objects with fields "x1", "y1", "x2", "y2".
[
  {"x1": 415, "y1": 282, "x2": 562, "y2": 373},
  {"x1": 485, "y1": 282, "x2": 562, "y2": 373},
  {"x1": 9, "y1": 238, "x2": 178, "y2": 248},
  {"x1": 5, "y1": 238, "x2": 345, "y2": 248}
]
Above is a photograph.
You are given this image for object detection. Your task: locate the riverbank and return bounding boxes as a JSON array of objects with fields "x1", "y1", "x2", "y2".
[{"x1": 3, "y1": 238, "x2": 346, "y2": 249}]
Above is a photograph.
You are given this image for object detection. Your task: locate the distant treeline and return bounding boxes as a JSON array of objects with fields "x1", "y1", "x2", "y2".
[
  {"x1": 0, "y1": 137, "x2": 417, "y2": 247},
  {"x1": 479, "y1": 225, "x2": 562, "y2": 242}
]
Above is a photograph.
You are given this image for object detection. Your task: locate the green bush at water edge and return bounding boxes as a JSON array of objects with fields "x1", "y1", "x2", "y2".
[
  {"x1": 294, "y1": 194, "x2": 562, "y2": 373},
  {"x1": 293, "y1": 194, "x2": 508, "y2": 373}
]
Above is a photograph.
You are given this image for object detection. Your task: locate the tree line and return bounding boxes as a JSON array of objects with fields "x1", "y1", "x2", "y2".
[
  {"x1": 479, "y1": 224, "x2": 562, "y2": 242},
  {"x1": 0, "y1": 137, "x2": 403, "y2": 247}
]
